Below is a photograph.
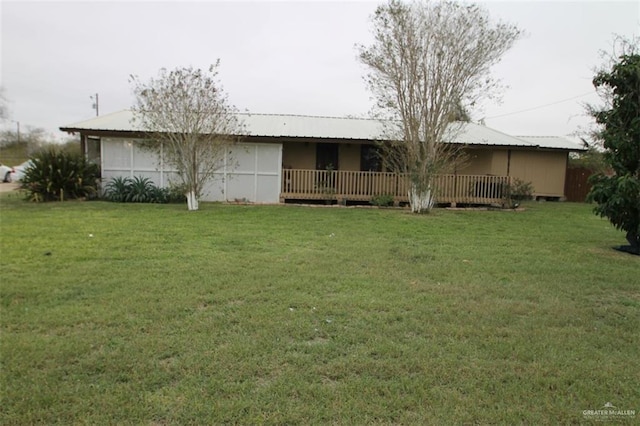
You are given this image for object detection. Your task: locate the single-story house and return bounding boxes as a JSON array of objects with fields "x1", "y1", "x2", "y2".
[{"x1": 60, "y1": 110, "x2": 585, "y2": 205}]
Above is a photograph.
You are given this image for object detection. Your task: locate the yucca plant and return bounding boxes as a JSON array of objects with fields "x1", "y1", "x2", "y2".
[
  {"x1": 128, "y1": 176, "x2": 156, "y2": 203},
  {"x1": 103, "y1": 176, "x2": 184, "y2": 204},
  {"x1": 20, "y1": 148, "x2": 100, "y2": 202},
  {"x1": 104, "y1": 176, "x2": 133, "y2": 202}
]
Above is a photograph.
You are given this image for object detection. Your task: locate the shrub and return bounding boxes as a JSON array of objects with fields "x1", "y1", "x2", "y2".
[
  {"x1": 145, "y1": 185, "x2": 184, "y2": 204},
  {"x1": 103, "y1": 176, "x2": 185, "y2": 204},
  {"x1": 164, "y1": 183, "x2": 188, "y2": 204},
  {"x1": 128, "y1": 176, "x2": 156, "y2": 203},
  {"x1": 104, "y1": 176, "x2": 132, "y2": 202},
  {"x1": 502, "y1": 178, "x2": 534, "y2": 208},
  {"x1": 370, "y1": 194, "x2": 394, "y2": 207},
  {"x1": 19, "y1": 148, "x2": 100, "y2": 202}
]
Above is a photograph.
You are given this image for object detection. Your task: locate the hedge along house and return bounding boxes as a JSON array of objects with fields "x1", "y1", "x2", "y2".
[{"x1": 60, "y1": 110, "x2": 585, "y2": 206}]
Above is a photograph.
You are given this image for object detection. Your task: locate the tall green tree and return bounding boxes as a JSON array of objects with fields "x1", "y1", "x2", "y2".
[{"x1": 587, "y1": 40, "x2": 640, "y2": 254}]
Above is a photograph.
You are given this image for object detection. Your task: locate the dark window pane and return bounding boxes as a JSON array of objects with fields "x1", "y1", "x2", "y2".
[
  {"x1": 361, "y1": 144, "x2": 381, "y2": 172},
  {"x1": 316, "y1": 143, "x2": 339, "y2": 170}
]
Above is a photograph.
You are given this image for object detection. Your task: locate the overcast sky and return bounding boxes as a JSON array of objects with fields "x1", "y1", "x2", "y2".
[{"x1": 1, "y1": 0, "x2": 638, "y2": 142}]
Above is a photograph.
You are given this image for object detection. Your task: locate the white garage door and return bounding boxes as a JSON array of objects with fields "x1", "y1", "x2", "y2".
[{"x1": 101, "y1": 138, "x2": 282, "y2": 203}]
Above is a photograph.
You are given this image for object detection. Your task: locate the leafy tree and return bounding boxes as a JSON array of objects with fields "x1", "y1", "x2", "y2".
[
  {"x1": 130, "y1": 61, "x2": 243, "y2": 211},
  {"x1": 587, "y1": 39, "x2": 640, "y2": 255},
  {"x1": 567, "y1": 138, "x2": 608, "y2": 174},
  {"x1": 358, "y1": 0, "x2": 521, "y2": 213}
]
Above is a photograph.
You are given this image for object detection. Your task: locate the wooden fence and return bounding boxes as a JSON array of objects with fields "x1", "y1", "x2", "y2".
[
  {"x1": 564, "y1": 167, "x2": 593, "y2": 202},
  {"x1": 281, "y1": 169, "x2": 510, "y2": 205}
]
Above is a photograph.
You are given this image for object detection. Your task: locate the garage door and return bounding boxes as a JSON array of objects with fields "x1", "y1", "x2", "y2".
[{"x1": 101, "y1": 138, "x2": 282, "y2": 203}]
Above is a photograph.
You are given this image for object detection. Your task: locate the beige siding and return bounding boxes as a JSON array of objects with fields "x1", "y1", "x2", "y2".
[
  {"x1": 461, "y1": 148, "x2": 509, "y2": 176},
  {"x1": 510, "y1": 150, "x2": 568, "y2": 197},
  {"x1": 459, "y1": 148, "x2": 493, "y2": 175},
  {"x1": 282, "y1": 142, "x2": 315, "y2": 169},
  {"x1": 491, "y1": 150, "x2": 509, "y2": 175},
  {"x1": 339, "y1": 144, "x2": 360, "y2": 171}
]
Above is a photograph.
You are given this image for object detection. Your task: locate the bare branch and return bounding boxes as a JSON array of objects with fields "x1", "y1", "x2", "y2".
[
  {"x1": 130, "y1": 62, "x2": 244, "y2": 210},
  {"x1": 358, "y1": 0, "x2": 521, "y2": 212}
]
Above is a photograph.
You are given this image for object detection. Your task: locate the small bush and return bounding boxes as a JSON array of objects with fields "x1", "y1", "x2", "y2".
[
  {"x1": 103, "y1": 176, "x2": 185, "y2": 204},
  {"x1": 164, "y1": 183, "x2": 188, "y2": 204},
  {"x1": 502, "y1": 178, "x2": 534, "y2": 208},
  {"x1": 147, "y1": 185, "x2": 185, "y2": 204},
  {"x1": 19, "y1": 148, "x2": 100, "y2": 202},
  {"x1": 370, "y1": 194, "x2": 394, "y2": 207}
]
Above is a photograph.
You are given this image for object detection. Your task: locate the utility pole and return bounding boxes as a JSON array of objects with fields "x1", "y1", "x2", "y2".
[
  {"x1": 90, "y1": 93, "x2": 99, "y2": 116},
  {"x1": 11, "y1": 120, "x2": 20, "y2": 143}
]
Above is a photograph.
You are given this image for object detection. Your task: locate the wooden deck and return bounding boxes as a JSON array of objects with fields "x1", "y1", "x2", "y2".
[{"x1": 281, "y1": 169, "x2": 510, "y2": 205}]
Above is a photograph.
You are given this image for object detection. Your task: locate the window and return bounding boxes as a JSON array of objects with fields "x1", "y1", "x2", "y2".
[
  {"x1": 360, "y1": 144, "x2": 382, "y2": 172},
  {"x1": 316, "y1": 143, "x2": 339, "y2": 170},
  {"x1": 86, "y1": 137, "x2": 101, "y2": 164}
]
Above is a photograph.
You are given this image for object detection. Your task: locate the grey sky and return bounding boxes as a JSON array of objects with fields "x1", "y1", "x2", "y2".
[{"x1": 1, "y1": 0, "x2": 638, "y2": 141}]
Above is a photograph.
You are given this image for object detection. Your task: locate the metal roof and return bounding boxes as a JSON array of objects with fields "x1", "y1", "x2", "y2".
[
  {"x1": 62, "y1": 110, "x2": 135, "y2": 133},
  {"x1": 60, "y1": 110, "x2": 384, "y2": 139},
  {"x1": 61, "y1": 110, "x2": 583, "y2": 150},
  {"x1": 240, "y1": 113, "x2": 384, "y2": 140},
  {"x1": 516, "y1": 136, "x2": 585, "y2": 151},
  {"x1": 448, "y1": 122, "x2": 534, "y2": 147}
]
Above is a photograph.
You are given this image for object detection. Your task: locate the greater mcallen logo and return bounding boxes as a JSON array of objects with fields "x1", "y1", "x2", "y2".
[{"x1": 583, "y1": 402, "x2": 636, "y2": 421}]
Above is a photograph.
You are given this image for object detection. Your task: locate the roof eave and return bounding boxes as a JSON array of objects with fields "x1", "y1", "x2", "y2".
[{"x1": 59, "y1": 127, "x2": 148, "y2": 138}]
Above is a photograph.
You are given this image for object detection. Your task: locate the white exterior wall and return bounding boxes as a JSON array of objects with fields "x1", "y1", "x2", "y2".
[{"x1": 101, "y1": 138, "x2": 282, "y2": 203}]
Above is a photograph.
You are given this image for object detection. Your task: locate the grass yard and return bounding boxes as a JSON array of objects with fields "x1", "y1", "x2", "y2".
[{"x1": 1, "y1": 194, "x2": 638, "y2": 424}]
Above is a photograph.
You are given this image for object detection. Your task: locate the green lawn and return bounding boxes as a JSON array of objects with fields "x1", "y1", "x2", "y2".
[{"x1": 1, "y1": 195, "x2": 638, "y2": 424}]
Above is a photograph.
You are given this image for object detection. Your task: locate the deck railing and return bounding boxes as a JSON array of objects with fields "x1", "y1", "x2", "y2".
[{"x1": 281, "y1": 169, "x2": 510, "y2": 205}]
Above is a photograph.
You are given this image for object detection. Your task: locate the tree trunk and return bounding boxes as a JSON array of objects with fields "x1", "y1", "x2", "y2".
[
  {"x1": 409, "y1": 185, "x2": 435, "y2": 213},
  {"x1": 187, "y1": 191, "x2": 199, "y2": 211},
  {"x1": 626, "y1": 230, "x2": 639, "y2": 254}
]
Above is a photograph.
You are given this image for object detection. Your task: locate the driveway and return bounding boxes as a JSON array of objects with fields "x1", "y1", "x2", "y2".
[{"x1": 0, "y1": 183, "x2": 20, "y2": 193}]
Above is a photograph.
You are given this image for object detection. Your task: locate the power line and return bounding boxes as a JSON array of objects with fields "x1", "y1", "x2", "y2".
[{"x1": 485, "y1": 91, "x2": 596, "y2": 119}]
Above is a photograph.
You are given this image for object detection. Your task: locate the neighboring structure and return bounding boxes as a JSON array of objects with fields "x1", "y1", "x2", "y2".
[{"x1": 60, "y1": 111, "x2": 585, "y2": 205}]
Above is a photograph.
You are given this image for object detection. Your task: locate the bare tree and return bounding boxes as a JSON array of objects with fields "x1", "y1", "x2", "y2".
[
  {"x1": 358, "y1": 0, "x2": 521, "y2": 212},
  {"x1": 130, "y1": 61, "x2": 243, "y2": 211},
  {"x1": 0, "y1": 126, "x2": 46, "y2": 152}
]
